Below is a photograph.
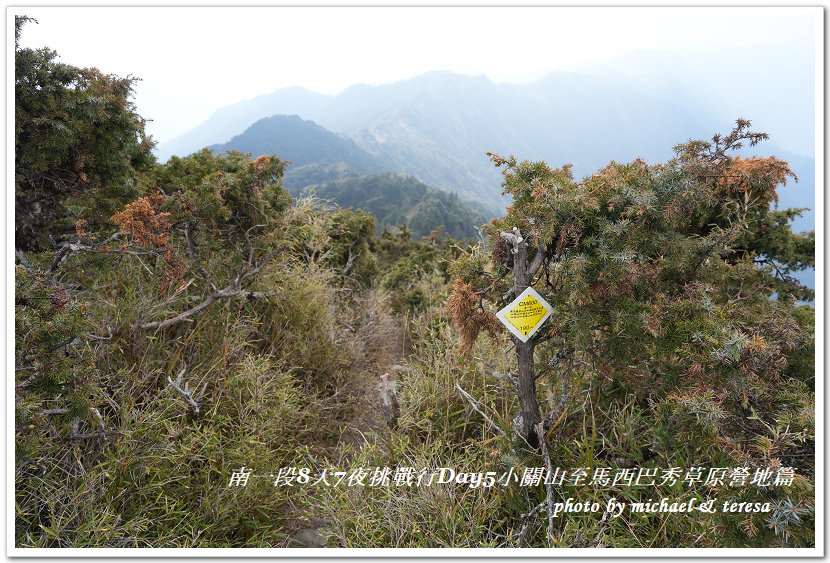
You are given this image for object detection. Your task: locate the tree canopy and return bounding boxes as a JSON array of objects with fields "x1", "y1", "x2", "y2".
[
  {"x1": 15, "y1": 16, "x2": 155, "y2": 250},
  {"x1": 449, "y1": 119, "x2": 813, "y2": 468}
]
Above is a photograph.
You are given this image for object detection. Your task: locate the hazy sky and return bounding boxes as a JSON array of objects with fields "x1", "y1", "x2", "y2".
[{"x1": 13, "y1": 6, "x2": 819, "y2": 147}]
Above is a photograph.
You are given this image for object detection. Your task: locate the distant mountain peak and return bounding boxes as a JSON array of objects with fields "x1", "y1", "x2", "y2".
[
  {"x1": 208, "y1": 114, "x2": 388, "y2": 192},
  {"x1": 156, "y1": 88, "x2": 332, "y2": 162},
  {"x1": 208, "y1": 114, "x2": 381, "y2": 164},
  {"x1": 159, "y1": 58, "x2": 813, "y2": 222}
]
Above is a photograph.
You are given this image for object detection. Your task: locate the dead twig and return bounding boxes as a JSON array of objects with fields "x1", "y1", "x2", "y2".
[
  {"x1": 342, "y1": 242, "x2": 358, "y2": 275},
  {"x1": 70, "y1": 430, "x2": 122, "y2": 441},
  {"x1": 68, "y1": 413, "x2": 122, "y2": 441},
  {"x1": 139, "y1": 252, "x2": 279, "y2": 331},
  {"x1": 515, "y1": 500, "x2": 546, "y2": 547},
  {"x1": 537, "y1": 420, "x2": 556, "y2": 547},
  {"x1": 454, "y1": 382, "x2": 506, "y2": 437},
  {"x1": 535, "y1": 348, "x2": 572, "y2": 381},
  {"x1": 474, "y1": 356, "x2": 518, "y2": 390},
  {"x1": 49, "y1": 232, "x2": 122, "y2": 273},
  {"x1": 167, "y1": 366, "x2": 207, "y2": 414}
]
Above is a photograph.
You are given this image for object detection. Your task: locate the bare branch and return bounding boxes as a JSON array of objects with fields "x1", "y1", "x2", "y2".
[
  {"x1": 83, "y1": 326, "x2": 114, "y2": 341},
  {"x1": 535, "y1": 348, "x2": 573, "y2": 381},
  {"x1": 528, "y1": 246, "x2": 545, "y2": 281},
  {"x1": 139, "y1": 252, "x2": 280, "y2": 331},
  {"x1": 592, "y1": 512, "x2": 608, "y2": 547},
  {"x1": 454, "y1": 382, "x2": 506, "y2": 436},
  {"x1": 70, "y1": 430, "x2": 122, "y2": 441},
  {"x1": 166, "y1": 366, "x2": 204, "y2": 414},
  {"x1": 68, "y1": 414, "x2": 121, "y2": 441},
  {"x1": 184, "y1": 222, "x2": 217, "y2": 292},
  {"x1": 515, "y1": 501, "x2": 546, "y2": 547},
  {"x1": 243, "y1": 224, "x2": 267, "y2": 268},
  {"x1": 89, "y1": 407, "x2": 106, "y2": 431},
  {"x1": 241, "y1": 289, "x2": 280, "y2": 299},
  {"x1": 342, "y1": 242, "x2": 358, "y2": 275},
  {"x1": 45, "y1": 336, "x2": 78, "y2": 353},
  {"x1": 184, "y1": 221, "x2": 198, "y2": 263},
  {"x1": 140, "y1": 292, "x2": 220, "y2": 331},
  {"x1": 474, "y1": 356, "x2": 518, "y2": 390},
  {"x1": 49, "y1": 232, "x2": 122, "y2": 273}
]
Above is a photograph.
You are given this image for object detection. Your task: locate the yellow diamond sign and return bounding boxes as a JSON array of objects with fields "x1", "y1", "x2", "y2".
[{"x1": 496, "y1": 287, "x2": 553, "y2": 343}]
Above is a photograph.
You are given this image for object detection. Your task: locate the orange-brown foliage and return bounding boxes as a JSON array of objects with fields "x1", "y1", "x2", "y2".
[
  {"x1": 717, "y1": 156, "x2": 795, "y2": 208},
  {"x1": 111, "y1": 192, "x2": 172, "y2": 247},
  {"x1": 447, "y1": 277, "x2": 503, "y2": 354},
  {"x1": 74, "y1": 218, "x2": 89, "y2": 239},
  {"x1": 251, "y1": 155, "x2": 272, "y2": 174},
  {"x1": 111, "y1": 192, "x2": 183, "y2": 292}
]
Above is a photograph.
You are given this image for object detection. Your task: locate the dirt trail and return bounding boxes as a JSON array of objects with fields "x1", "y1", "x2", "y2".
[
  {"x1": 336, "y1": 292, "x2": 410, "y2": 452},
  {"x1": 288, "y1": 290, "x2": 410, "y2": 547}
]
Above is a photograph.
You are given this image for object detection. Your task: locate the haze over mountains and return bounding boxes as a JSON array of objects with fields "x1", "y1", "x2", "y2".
[
  {"x1": 158, "y1": 46, "x2": 815, "y2": 237},
  {"x1": 159, "y1": 70, "x2": 714, "y2": 214}
]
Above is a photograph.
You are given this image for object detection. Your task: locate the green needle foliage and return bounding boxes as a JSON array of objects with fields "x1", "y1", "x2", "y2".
[
  {"x1": 15, "y1": 16, "x2": 155, "y2": 250},
  {"x1": 446, "y1": 119, "x2": 814, "y2": 546}
]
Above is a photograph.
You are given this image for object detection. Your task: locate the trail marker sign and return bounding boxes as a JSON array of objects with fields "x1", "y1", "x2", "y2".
[{"x1": 496, "y1": 287, "x2": 553, "y2": 343}]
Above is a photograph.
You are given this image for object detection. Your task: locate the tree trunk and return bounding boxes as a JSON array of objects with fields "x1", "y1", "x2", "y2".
[
  {"x1": 517, "y1": 339, "x2": 541, "y2": 448},
  {"x1": 505, "y1": 227, "x2": 543, "y2": 447}
]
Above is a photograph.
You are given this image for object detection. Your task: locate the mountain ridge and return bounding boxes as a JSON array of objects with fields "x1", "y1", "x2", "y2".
[
  {"x1": 302, "y1": 172, "x2": 489, "y2": 239},
  {"x1": 208, "y1": 114, "x2": 388, "y2": 191},
  {"x1": 158, "y1": 61, "x2": 814, "y2": 225}
]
